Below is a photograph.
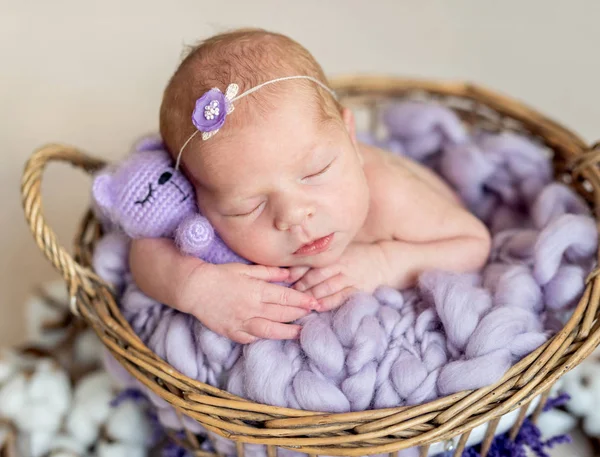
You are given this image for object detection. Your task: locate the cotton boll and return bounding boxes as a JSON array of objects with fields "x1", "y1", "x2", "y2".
[
  {"x1": 564, "y1": 385, "x2": 595, "y2": 417},
  {"x1": 27, "y1": 362, "x2": 71, "y2": 417},
  {"x1": 65, "y1": 404, "x2": 101, "y2": 447},
  {"x1": 584, "y1": 413, "x2": 600, "y2": 437},
  {"x1": 562, "y1": 364, "x2": 600, "y2": 416},
  {"x1": 20, "y1": 431, "x2": 55, "y2": 457},
  {"x1": 73, "y1": 328, "x2": 103, "y2": 366},
  {"x1": 0, "y1": 373, "x2": 27, "y2": 419},
  {"x1": 11, "y1": 362, "x2": 71, "y2": 432},
  {"x1": 79, "y1": 390, "x2": 114, "y2": 427},
  {"x1": 0, "y1": 425, "x2": 10, "y2": 447},
  {"x1": 14, "y1": 402, "x2": 63, "y2": 433},
  {"x1": 105, "y1": 400, "x2": 153, "y2": 445},
  {"x1": 96, "y1": 440, "x2": 147, "y2": 457},
  {"x1": 537, "y1": 409, "x2": 576, "y2": 438},
  {"x1": 49, "y1": 433, "x2": 87, "y2": 455},
  {"x1": 0, "y1": 352, "x2": 17, "y2": 384},
  {"x1": 25, "y1": 280, "x2": 69, "y2": 347},
  {"x1": 74, "y1": 371, "x2": 115, "y2": 424},
  {"x1": 572, "y1": 361, "x2": 600, "y2": 436},
  {"x1": 46, "y1": 451, "x2": 86, "y2": 457},
  {"x1": 74, "y1": 371, "x2": 114, "y2": 401}
]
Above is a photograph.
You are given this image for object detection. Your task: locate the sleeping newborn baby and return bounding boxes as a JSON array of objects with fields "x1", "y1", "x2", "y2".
[{"x1": 130, "y1": 28, "x2": 491, "y2": 344}]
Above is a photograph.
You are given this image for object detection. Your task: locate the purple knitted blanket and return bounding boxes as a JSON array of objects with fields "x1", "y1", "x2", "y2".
[{"x1": 97, "y1": 101, "x2": 597, "y2": 453}]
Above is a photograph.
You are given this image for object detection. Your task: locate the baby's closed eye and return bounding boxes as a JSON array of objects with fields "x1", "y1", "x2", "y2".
[
  {"x1": 225, "y1": 201, "x2": 266, "y2": 218},
  {"x1": 301, "y1": 157, "x2": 336, "y2": 182}
]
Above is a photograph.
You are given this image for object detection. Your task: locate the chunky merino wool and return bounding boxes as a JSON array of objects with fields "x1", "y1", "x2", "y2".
[{"x1": 94, "y1": 101, "x2": 597, "y2": 446}]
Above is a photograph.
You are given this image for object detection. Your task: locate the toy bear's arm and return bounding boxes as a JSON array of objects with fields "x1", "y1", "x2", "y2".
[
  {"x1": 175, "y1": 214, "x2": 250, "y2": 265},
  {"x1": 175, "y1": 214, "x2": 216, "y2": 258}
]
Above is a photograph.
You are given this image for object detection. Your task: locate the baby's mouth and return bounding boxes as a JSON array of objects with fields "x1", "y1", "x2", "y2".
[{"x1": 294, "y1": 233, "x2": 334, "y2": 256}]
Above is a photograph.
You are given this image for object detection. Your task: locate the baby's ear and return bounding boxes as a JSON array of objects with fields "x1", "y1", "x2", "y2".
[
  {"x1": 342, "y1": 107, "x2": 357, "y2": 144},
  {"x1": 92, "y1": 173, "x2": 115, "y2": 216},
  {"x1": 342, "y1": 107, "x2": 363, "y2": 165}
]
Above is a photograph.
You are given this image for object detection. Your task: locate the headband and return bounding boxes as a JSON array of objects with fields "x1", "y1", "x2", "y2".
[{"x1": 174, "y1": 75, "x2": 337, "y2": 170}]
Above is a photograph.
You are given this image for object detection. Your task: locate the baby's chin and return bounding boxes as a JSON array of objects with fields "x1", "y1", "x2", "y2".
[{"x1": 249, "y1": 249, "x2": 344, "y2": 269}]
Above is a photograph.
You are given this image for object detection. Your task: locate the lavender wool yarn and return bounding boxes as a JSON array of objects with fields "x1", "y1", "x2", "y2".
[{"x1": 95, "y1": 102, "x2": 597, "y2": 456}]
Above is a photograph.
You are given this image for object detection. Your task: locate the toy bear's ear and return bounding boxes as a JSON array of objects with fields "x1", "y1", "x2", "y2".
[
  {"x1": 133, "y1": 133, "x2": 165, "y2": 153},
  {"x1": 92, "y1": 173, "x2": 115, "y2": 216}
]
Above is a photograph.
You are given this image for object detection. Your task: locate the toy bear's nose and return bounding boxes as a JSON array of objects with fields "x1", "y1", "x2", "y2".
[{"x1": 158, "y1": 171, "x2": 172, "y2": 185}]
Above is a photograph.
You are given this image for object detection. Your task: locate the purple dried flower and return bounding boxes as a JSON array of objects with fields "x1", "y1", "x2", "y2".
[{"x1": 461, "y1": 395, "x2": 572, "y2": 457}]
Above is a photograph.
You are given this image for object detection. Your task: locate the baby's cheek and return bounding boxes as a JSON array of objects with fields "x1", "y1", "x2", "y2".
[
  {"x1": 332, "y1": 184, "x2": 365, "y2": 222},
  {"x1": 194, "y1": 190, "x2": 209, "y2": 216},
  {"x1": 210, "y1": 220, "x2": 276, "y2": 264}
]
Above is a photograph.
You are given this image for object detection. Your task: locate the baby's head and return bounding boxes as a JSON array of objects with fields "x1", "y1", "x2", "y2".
[{"x1": 159, "y1": 29, "x2": 369, "y2": 268}]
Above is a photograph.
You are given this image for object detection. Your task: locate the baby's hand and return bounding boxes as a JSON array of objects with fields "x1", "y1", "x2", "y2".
[
  {"x1": 291, "y1": 242, "x2": 389, "y2": 311},
  {"x1": 178, "y1": 262, "x2": 319, "y2": 344}
]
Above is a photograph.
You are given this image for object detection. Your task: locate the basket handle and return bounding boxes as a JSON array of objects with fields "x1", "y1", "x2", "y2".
[{"x1": 21, "y1": 144, "x2": 108, "y2": 313}]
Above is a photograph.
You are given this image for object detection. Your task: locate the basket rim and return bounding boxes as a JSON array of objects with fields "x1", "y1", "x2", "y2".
[
  {"x1": 21, "y1": 74, "x2": 600, "y2": 455},
  {"x1": 330, "y1": 74, "x2": 588, "y2": 150}
]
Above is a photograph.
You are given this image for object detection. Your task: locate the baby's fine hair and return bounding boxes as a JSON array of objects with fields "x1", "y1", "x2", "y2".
[{"x1": 159, "y1": 28, "x2": 342, "y2": 156}]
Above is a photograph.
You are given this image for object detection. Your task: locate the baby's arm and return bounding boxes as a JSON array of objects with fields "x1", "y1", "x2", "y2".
[
  {"x1": 129, "y1": 238, "x2": 318, "y2": 343},
  {"x1": 375, "y1": 168, "x2": 490, "y2": 289},
  {"x1": 294, "y1": 165, "x2": 490, "y2": 309}
]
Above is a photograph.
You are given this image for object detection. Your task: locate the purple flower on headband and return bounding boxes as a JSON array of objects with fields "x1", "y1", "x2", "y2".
[
  {"x1": 191, "y1": 84, "x2": 238, "y2": 140},
  {"x1": 192, "y1": 89, "x2": 227, "y2": 131}
]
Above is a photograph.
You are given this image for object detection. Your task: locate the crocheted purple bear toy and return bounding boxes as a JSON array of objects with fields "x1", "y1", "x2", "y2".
[{"x1": 91, "y1": 142, "x2": 247, "y2": 265}]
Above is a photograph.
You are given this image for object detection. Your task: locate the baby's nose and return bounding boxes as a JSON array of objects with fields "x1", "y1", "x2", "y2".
[{"x1": 275, "y1": 207, "x2": 314, "y2": 231}]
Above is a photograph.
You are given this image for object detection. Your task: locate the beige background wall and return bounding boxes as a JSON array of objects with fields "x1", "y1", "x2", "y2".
[{"x1": 1, "y1": 0, "x2": 599, "y2": 345}]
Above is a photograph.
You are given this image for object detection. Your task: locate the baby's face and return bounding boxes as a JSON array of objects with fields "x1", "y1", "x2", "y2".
[{"x1": 182, "y1": 92, "x2": 370, "y2": 268}]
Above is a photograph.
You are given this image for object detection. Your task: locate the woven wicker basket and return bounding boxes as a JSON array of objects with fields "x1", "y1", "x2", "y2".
[{"x1": 20, "y1": 76, "x2": 600, "y2": 457}]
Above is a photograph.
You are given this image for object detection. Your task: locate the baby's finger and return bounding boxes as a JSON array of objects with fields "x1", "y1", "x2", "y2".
[
  {"x1": 229, "y1": 330, "x2": 258, "y2": 345},
  {"x1": 243, "y1": 265, "x2": 290, "y2": 282},
  {"x1": 288, "y1": 266, "x2": 310, "y2": 283},
  {"x1": 293, "y1": 266, "x2": 339, "y2": 292},
  {"x1": 317, "y1": 287, "x2": 358, "y2": 311},
  {"x1": 305, "y1": 273, "x2": 352, "y2": 300},
  {"x1": 262, "y1": 283, "x2": 319, "y2": 309},
  {"x1": 243, "y1": 318, "x2": 302, "y2": 340},
  {"x1": 261, "y1": 303, "x2": 311, "y2": 323}
]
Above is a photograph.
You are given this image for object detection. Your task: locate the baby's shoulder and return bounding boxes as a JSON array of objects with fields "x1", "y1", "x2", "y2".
[
  {"x1": 355, "y1": 143, "x2": 462, "y2": 241},
  {"x1": 360, "y1": 143, "x2": 460, "y2": 205},
  {"x1": 356, "y1": 145, "x2": 414, "y2": 241},
  {"x1": 360, "y1": 144, "x2": 418, "y2": 195}
]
